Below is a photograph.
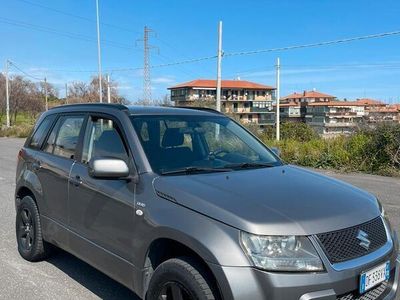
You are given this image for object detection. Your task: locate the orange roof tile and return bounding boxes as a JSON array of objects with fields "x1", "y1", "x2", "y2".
[
  {"x1": 273, "y1": 101, "x2": 300, "y2": 107},
  {"x1": 307, "y1": 101, "x2": 364, "y2": 107},
  {"x1": 369, "y1": 105, "x2": 400, "y2": 113},
  {"x1": 282, "y1": 90, "x2": 336, "y2": 100},
  {"x1": 355, "y1": 98, "x2": 385, "y2": 106},
  {"x1": 168, "y1": 79, "x2": 275, "y2": 90}
]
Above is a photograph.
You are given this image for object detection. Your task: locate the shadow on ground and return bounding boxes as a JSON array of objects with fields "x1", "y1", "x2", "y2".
[{"x1": 46, "y1": 250, "x2": 140, "y2": 300}]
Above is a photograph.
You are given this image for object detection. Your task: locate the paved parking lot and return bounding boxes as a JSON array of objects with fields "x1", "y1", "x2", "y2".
[{"x1": 0, "y1": 137, "x2": 398, "y2": 299}]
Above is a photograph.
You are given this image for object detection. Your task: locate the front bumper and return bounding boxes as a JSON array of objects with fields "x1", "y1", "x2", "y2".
[{"x1": 210, "y1": 231, "x2": 399, "y2": 300}]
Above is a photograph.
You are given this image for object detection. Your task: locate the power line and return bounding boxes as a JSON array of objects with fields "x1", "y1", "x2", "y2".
[
  {"x1": 224, "y1": 30, "x2": 400, "y2": 57},
  {"x1": 231, "y1": 62, "x2": 400, "y2": 77},
  {"x1": 8, "y1": 61, "x2": 43, "y2": 81},
  {"x1": 15, "y1": 0, "x2": 141, "y2": 34},
  {"x1": 0, "y1": 17, "x2": 137, "y2": 51},
  {"x1": 6, "y1": 29, "x2": 400, "y2": 76}
]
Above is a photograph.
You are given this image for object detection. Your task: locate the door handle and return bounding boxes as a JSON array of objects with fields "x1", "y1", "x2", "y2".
[
  {"x1": 71, "y1": 175, "x2": 82, "y2": 187},
  {"x1": 32, "y1": 161, "x2": 41, "y2": 171}
]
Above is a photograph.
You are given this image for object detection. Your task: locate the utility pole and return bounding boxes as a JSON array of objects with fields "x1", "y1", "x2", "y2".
[
  {"x1": 65, "y1": 83, "x2": 68, "y2": 104},
  {"x1": 275, "y1": 57, "x2": 280, "y2": 141},
  {"x1": 5, "y1": 60, "x2": 10, "y2": 128},
  {"x1": 95, "y1": 0, "x2": 103, "y2": 103},
  {"x1": 44, "y1": 77, "x2": 48, "y2": 111},
  {"x1": 107, "y1": 74, "x2": 111, "y2": 104},
  {"x1": 216, "y1": 21, "x2": 223, "y2": 112}
]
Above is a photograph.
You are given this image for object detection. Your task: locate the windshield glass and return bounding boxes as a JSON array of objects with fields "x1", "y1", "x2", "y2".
[{"x1": 131, "y1": 114, "x2": 281, "y2": 174}]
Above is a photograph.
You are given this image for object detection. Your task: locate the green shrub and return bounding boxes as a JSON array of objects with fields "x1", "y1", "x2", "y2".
[
  {"x1": 280, "y1": 122, "x2": 319, "y2": 142},
  {"x1": 260, "y1": 123, "x2": 400, "y2": 177}
]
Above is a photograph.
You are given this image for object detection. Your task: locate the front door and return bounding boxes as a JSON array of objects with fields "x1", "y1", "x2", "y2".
[{"x1": 68, "y1": 115, "x2": 136, "y2": 263}]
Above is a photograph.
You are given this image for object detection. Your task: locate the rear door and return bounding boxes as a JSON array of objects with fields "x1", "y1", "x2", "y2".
[
  {"x1": 36, "y1": 114, "x2": 86, "y2": 227},
  {"x1": 68, "y1": 114, "x2": 136, "y2": 263}
]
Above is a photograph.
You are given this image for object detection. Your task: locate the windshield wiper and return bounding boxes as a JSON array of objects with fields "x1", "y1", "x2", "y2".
[
  {"x1": 161, "y1": 166, "x2": 232, "y2": 176},
  {"x1": 222, "y1": 162, "x2": 276, "y2": 170}
]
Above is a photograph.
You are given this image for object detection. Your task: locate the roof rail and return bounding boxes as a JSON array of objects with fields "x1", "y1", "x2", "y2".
[
  {"x1": 50, "y1": 103, "x2": 128, "y2": 111},
  {"x1": 173, "y1": 106, "x2": 224, "y2": 115}
]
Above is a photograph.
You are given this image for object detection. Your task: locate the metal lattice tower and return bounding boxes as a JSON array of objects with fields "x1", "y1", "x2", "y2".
[
  {"x1": 136, "y1": 26, "x2": 158, "y2": 104},
  {"x1": 143, "y1": 26, "x2": 152, "y2": 103}
]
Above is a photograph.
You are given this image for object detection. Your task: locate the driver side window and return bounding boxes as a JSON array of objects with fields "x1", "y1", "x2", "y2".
[
  {"x1": 81, "y1": 117, "x2": 128, "y2": 164},
  {"x1": 203, "y1": 122, "x2": 259, "y2": 160}
]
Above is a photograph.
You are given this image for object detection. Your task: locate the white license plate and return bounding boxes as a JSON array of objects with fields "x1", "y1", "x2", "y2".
[{"x1": 359, "y1": 261, "x2": 390, "y2": 294}]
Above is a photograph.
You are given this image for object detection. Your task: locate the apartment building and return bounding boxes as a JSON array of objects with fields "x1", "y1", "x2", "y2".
[
  {"x1": 353, "y1": 98, "x2": 400, "y2": 124},
  {"x1": 305, "y1": 101, "x2": 365, "y2": 136},
  {"x1": 282, "y1": 90, "x2": 336, "y2": 104},
  {"x1": 168, "y1": 79, "x2": 276, "y2": 125},
  {"x1": 280, "y1": 90, "x2": 336, "y2": 122},
  {"x1": 367, "y1": 105, "x2": 400, "y2": 124}
]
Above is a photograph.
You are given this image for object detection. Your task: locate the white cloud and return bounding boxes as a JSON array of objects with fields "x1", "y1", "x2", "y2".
[{"x1": 152, "y1": 76, "x2": 175, "y2": 84}]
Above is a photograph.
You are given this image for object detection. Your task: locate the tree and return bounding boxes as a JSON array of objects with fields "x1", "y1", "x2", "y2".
[
  {"x1": 8, "y1": 76, "x2": 44, "y2": 125},
  {"x1": 67, "y1": 75, "x2": 128, "y2": 104}
]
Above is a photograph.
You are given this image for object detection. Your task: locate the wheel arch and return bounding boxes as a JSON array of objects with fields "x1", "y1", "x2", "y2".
[
  {"x1": 142, "y1": 237, "x2": 223, "y2": 300},
  {"x1": 15, "y1": 186, "x2": 38, "y2": 211},
  {"x1": 15, "y1": 169, "x2": 44, "y2": 213}
]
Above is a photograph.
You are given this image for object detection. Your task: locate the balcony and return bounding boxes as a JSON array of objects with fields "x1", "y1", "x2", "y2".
[
  {"x1": 327, "y1": 112, "x2": 357, "y2": 117},
  {"x1": 325, "y1": 122, "x2": 357, "y2": 127},
  {"x1": 250, "y1": 107, "x2": 274, "y2": 113},
  {"x1": 258, "y1": 119, "x2": 275, "y2": 125}
]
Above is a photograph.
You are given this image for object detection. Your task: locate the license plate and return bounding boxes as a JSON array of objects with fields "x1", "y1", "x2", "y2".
[{"x1": 359, "y1": 261, "x2": 390, "y2": 294}]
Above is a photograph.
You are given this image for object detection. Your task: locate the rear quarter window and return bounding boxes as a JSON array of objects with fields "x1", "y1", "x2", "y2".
[{"x1": 28, "y1": 115, "x2": 56, "y2": 150}]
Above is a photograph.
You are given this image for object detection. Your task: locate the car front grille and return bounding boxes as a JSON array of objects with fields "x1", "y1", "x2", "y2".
[
  {"x1": 337, "y1": 281, "x2": 389, "y2": 300},
  {"x1": 316, "y1": 217, "x2": 387, "y2": 264}
]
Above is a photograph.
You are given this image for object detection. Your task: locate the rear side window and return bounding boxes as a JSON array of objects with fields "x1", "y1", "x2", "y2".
[
  {"x1": 28, "y1": 115, "x2": 56, "y2": 149},
  {"x1": 44, "y1": 116, "x2": 85, "y2": 159},
  {"x1": 81, "y1": 117, "x2": 128, "y2": 163}
]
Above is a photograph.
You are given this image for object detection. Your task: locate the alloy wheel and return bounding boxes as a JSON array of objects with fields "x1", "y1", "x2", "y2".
[
  {"x1": 158, "y1": 281, "x2": 192, "y2": 300},
  {"x1": 18, "y1": 208, "x2": 34, "y2": 251}
]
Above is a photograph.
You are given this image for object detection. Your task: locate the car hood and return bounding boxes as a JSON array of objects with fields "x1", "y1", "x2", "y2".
[{"x1": 152, "y1": 165, "x2": 380, "y2": 235}]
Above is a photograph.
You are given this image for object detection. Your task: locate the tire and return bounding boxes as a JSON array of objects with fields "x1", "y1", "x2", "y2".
[
  {"x1": 16, "y1": 195, "x2": 53, "y2": 261},
  {"x1": 146, "y1": 257, "x2": 218, "y2": 300}
]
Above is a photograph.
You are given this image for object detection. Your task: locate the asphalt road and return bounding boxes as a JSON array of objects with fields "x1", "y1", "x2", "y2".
[{"x1": 0, "y1": 137, "x2": 398, "y2": 299}]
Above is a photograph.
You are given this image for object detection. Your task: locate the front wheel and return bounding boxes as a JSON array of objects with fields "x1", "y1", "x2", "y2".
[
  {"x1": 147, "y1": 257, "x2": 218, "y2": 300},
  {"x1": 16, "y1": 195, "x2": 53, "y2": 261}
]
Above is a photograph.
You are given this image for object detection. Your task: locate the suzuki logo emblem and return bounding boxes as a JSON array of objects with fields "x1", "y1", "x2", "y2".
[{"x1": 356, "y1": 230, "x2": 371, "y2": 250}]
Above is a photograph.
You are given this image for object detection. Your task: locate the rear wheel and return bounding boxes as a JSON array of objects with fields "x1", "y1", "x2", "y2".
[
  {"x1": 16, "y1": 195, "x2": 52, "y2": 261},
  {"x1": 147, "y1": 257, "x2": 218, "y2": 300}
]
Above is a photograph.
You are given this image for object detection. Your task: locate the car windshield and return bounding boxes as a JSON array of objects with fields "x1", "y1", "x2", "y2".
[{"x1": 131, "y1": 114, "x2": 281, "y2": 175}]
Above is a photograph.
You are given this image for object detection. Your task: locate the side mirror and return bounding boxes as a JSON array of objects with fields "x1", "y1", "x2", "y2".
[
  {"x1": 88, "y1": 157, "x2": 130, "y2": 179},
  {"x1": 271, "y1": 147, "x2": 281, "y2": 157}
]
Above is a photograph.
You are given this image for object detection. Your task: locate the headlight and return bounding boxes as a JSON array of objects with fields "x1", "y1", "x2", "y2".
[{"x1": 240, "y1": 232, "x2": 324, "y2": 271}]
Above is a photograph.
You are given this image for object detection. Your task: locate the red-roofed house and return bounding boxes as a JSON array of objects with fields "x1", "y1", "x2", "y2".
[
  {"x1": 279, "y1": 90, "x2": 337, "y2": 123},
  {"x1": 354, "y1": 98, "x2": 385, "y2": 107},
  {"x1": 366, "y1": 104, "x2": 400, "y2": 124},
  {"x1": 169, "y1": 79, "x2": 276, "y2": 125},
  {"x1": 281, "y1": 90, "x2": 336, "y2": 104}
]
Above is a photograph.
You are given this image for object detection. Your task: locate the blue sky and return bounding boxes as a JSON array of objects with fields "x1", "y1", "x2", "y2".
[{"x1": 1, "y1": 0, "x2": 400, "y2": 103}]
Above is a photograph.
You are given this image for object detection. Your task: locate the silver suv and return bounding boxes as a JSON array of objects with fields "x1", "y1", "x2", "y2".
[{"x1": 15, "y1": 104, "x2": 399, "y2": 299}]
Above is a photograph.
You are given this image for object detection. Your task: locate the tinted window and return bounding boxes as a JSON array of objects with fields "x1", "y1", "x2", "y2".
[
  {"x1": 82, "y1": 117, "x2": 128, "y2": 164},
  {"x1": 131, "y1": 115, "x2": 281, "y2": 174},
  {"x1": 43, "y1": 122, "x2": 58, "y2": 154},
  {"x1": 28, "y1": 115, "x2": 55, "y2": 149},
  {"x1": 45, "y1": 116, "x2": 84, "y2": 159}
]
